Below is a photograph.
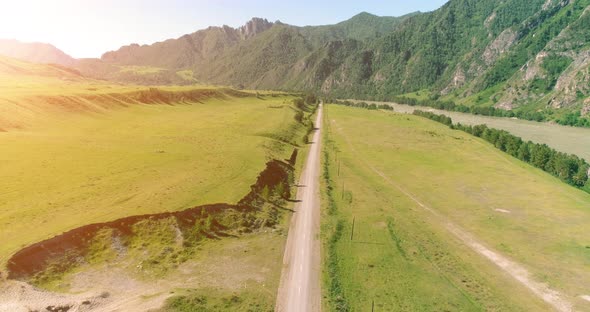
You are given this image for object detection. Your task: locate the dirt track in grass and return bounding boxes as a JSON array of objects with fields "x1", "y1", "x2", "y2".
[{"x1": 333, "y1": 117, "x2": 573, "y2": 312}]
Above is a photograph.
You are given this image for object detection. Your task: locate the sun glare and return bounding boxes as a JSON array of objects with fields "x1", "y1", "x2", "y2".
[{"x1": 0, "y1": 0, "x2": 169, "y2": 58}]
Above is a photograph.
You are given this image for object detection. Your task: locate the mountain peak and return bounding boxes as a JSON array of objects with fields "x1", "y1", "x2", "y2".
[
  {"x1": 239, "y1": 17, "x2": 274, "y2": 39},
  {"x1": 351, "y1": 12, "x2": 378, "y2": 19}
]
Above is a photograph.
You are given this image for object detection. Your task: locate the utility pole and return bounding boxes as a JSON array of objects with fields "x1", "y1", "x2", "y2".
[
  {"x1": 350, "y1": 216, "x2": 355, "y2": 241},
  {"x1": 372, "y1": 300, "x2": 375, "y2": 312}
]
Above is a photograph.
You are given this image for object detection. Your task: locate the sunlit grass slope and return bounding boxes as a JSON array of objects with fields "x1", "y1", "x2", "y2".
[
  {"x1": 322, "y1": 105, "x2": 590, "y2": 311},
  {"x1": 0, "y1": 58, "x2": 303, "y2": 268},
  {"x1": 0, "y1": 95, "x2": 300, "y2": 268},
  {"x1": 0, "y1": 55, "x2": 222, "y2": 131}
]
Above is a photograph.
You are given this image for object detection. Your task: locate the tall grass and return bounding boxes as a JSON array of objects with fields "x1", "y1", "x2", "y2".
[{"x1": 321, "y1": 132, "x2": 350, "y2": 311}]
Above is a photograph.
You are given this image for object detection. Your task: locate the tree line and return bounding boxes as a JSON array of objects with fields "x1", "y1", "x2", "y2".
[
  {"x1": 331, "y1": 99, "x2": 394, "y2": 111},
  {"x1": 413, "y1": 110, "x2": 590, "y2": 190},
  {"x1": 295, "y1": 93, "x2": 320, "y2": 144}
]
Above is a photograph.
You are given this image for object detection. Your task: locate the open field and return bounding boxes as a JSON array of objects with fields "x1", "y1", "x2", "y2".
[
  {"x1": 0, "y1": 55, "x2": 138, "y2": 96},
  {"x1": 321, "y1": 105, "x2": 590, "y2": 311},
  {"x1": 0, "y1": 56, "x2": 230, "y2": 131},
  {"x1": 0, "y1": 85, "x2": 302, "y2": 269},
  {"x1": 359, "y1": 100, "x2": 590, "y2": 162},
  {"x1": 0, "y1": 55, "x2": 320, "y2": 311}
]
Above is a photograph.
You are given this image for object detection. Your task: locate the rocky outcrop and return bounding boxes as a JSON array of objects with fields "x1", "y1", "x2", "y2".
[
  {"x1": 482, "y1": 29, "x2": 518, "y2": 66},
  {"x1": 239, "y1": 18, "x2": 274, "y2": 39},
  {"x1": 582, "y1": 101, "x2": 590, "y2": 116},
  {"x1": 442, "y1": 66, "x2": 466, "y2": 95},
  {"x1": 99, "y1": 17, "x2": 274, "y2": 68}
]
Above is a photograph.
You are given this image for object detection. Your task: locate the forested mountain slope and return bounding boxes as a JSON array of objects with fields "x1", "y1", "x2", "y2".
[
  {"x1": 72, "y1": 0, "x2": 590, "y2": 122},
  {"x1": 75, "y1": 13, "x2": 414, "y2": 86},
  {"x1": 305, "y1": 0, "x2": 590, "y2": 120}
]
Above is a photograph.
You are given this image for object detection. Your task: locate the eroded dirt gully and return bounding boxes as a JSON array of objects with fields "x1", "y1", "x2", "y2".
[
  {"x1": 6, "y1": 203, "x2": 234, "y2": 281},
  {"x1": 0, "y1": 151, "x2": 298, "y2": 312}
]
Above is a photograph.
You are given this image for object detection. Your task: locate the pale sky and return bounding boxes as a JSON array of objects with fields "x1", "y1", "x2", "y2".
[{"x1": 0, "y1": 0, "x2": 448, "y2": 58}]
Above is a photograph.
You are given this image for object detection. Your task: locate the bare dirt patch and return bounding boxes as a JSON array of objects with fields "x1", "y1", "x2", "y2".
[
  {"x1": 0, "y1": 232, "x2": 282, "y2": 312},
  {"x1": 0, "y1": 279, "x2": 110, "y2": 312}
]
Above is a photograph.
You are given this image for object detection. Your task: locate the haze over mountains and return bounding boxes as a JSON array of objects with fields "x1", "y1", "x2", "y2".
[
  {"x1": 0, "y1": 39, "x2": 76, "y2": 67},
  {"x1": 2, "y1": 0, "x2": 589, "y2": 115}
]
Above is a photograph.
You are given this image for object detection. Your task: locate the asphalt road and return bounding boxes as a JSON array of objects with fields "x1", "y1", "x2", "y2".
[{"x1": 276, "y1": 104, "x2": 322, "y2": 312}]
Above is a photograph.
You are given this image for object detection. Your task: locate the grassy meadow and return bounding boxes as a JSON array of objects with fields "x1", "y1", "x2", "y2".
[
  {"x1": 0, "y1": 55, "x2": 228, "y2": 130},
  {"x1": 0, "y1": 56, "x2": 321, "y2": 311},
  {"x1": 0, "y1": 80, "x2": 304, "y2": 270},
  {"x1": 364, "y1": 100, "x2": 590, "y2": 162},
  {"x1": 321, "y1": 105, "x2": 590, "y2": 311}
]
